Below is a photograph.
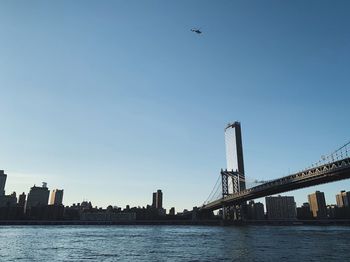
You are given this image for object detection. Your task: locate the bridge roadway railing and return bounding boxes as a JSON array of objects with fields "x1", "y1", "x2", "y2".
[{"x1": 202, "y1": 157, "x2": 350, "y2": 210}]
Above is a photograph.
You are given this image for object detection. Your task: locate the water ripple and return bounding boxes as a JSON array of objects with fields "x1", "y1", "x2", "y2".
[{"x1": 0, "y1": 225, "x2": 349, "y2": 261}]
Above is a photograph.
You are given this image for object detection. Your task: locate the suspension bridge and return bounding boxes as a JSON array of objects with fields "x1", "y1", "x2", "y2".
[{"x1": 201, "y1": 122, "x2": 350, "y2": 219}]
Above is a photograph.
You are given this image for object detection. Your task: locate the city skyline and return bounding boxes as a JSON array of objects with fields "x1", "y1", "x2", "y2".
[
  {"x1": 2, "y1": 167, "x2": 350, "y2": 215},
  {"x1": 3, "y1": 164, "x2": 350, "y2": 223},
  {"x1": 0, "y1": 1, "x2": 349, "y2": 211}
]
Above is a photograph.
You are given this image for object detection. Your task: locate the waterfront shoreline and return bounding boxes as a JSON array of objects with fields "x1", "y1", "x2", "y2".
[
  {"x1": 0, "y1": 220, "x2": 221, "y2": 226},
  {"x1": 0, "y1": 219, "x2": 350, "y2": 226}
]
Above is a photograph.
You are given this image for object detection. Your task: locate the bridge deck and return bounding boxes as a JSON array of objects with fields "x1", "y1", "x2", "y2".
[{"x1": 202, "y1": 157, "x2": 350, "y2": 211}]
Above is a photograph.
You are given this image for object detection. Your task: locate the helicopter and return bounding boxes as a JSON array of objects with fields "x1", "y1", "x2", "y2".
[{"x1": 191, "y1": 28, "x2": 202, "y2": 34}]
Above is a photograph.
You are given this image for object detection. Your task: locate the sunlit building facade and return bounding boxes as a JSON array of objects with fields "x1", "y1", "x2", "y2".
[
  {"x1": 50, "y1": 189, "x2": 64, "y2": 205},
  {"x1": 308, "y1": 191, "x2": 327, "y2": 219}
]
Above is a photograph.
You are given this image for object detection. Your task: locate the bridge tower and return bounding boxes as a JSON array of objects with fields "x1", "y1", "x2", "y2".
[{"x1": 222, "y1": 121, "x2": 246, "y2": 220}]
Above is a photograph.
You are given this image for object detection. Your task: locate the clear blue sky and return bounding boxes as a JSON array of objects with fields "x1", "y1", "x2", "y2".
[{"x1": 0, "y1": 0, "x2": 349, "y2": 211}]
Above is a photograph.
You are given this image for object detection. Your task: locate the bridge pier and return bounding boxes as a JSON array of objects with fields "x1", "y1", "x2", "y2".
[
  {"x1": 221, "y1": 168, "x2": 247, "y2": 221},
  {"x1": 221, "y1": 122, "x2": 247, "y2": 222}
]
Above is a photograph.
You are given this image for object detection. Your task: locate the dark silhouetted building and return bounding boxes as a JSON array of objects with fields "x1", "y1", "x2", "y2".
[
  {"x1": 266, "y1": 195, "x2": 296, "y2": 220},
  {"x1": 169, "y1": 207, "x2": 175, "y2": 216},
  {"x1": 296, "y1": 202, "x2": 313, "y2": 220},
  {"x1": 151, "y1": 189, "x2": 165, "y2": 216},
  {"x1": 26, "y1": 183, "x2": 50, "y2": 210},
  {"x1": 0, "y1": 192, "x2": 22, "y2": 220},
  {"x1": 0, "y1": 171, "x2": 17, "y2": 208},
  {"x1": 327, "y1": 205, "x2": 338, "y2": 219},
  {"x1": 247, "y1": 200, "x2": 265, "y2": 220},
  {"x1": 152, "y1": 190, "x2": 163, "y2": 209},
  {"x1": 152, "y1": 192, "x2": 157, "y2": 208},
  {"x1": 50, "y1": 189, "x2": 64, "y2": 205},
  {"x1": 0, "y1": 192, "x2": 17, "y2": 207},
  {"x1": 156, "y1": 190, "x2": 163, "y2": 209},
  {"x1": 18, "y1": 192, "x2": 26, "y2": 208},
  {"x1": 308, "y1": 191, "x2": 327, "y2": 219},
  {"x1": 0, "y1": 170, "x2": 7, "y2": 196}
]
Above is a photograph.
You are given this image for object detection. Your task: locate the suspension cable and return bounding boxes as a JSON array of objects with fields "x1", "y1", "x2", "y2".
[{"x1": 204, "y1": 174, "x2": 221, "y2": 204}]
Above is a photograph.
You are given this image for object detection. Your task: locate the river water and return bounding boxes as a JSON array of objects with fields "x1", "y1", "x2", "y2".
[{"x1": 0, "y1": 225, "x2": 349, "y2": 261}]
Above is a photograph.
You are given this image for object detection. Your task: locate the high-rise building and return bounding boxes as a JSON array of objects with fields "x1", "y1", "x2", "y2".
[
  {"x1": 308, "y1": 191, "x2": 327, "y2": 219},
  {"x1": 265, "y1": 195, "x2": 296, "y2": 220},
  {"x1": 155, "y1": 189, "x2": 162, "y2": 209},
  {"x1": 336, "y1": 190, "x2": 350, "y2": 207},
  {"x1": 0, "y1": 170, "x2": 17, "y2": 207},
  {"x1": 0, "y1": 171, "x2": 18, "y2": 208},
  {"x1": 25, "y1": 183, "x2": 50, "y2": 210},
  {"x1": 0, "y1": 170, "x2": 7, "y2": 196},
  {"x1": 151, "y1": 190, "x2": 163, "y2": 209},
  {"x1": 18, "y1": 192, "x2": 26, "y2": 208},
  {"x1": 50, "y1": 189, "x2": 64, "y2": 205},
  {"x1": 152, "y1": 192, "x2": 157, "y2": 208}
]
